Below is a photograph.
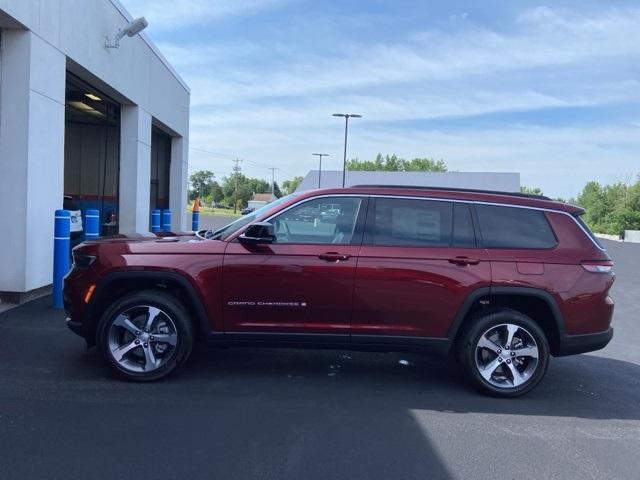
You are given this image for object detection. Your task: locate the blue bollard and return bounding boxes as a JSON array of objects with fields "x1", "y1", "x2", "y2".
[
  {"x1": 191, "y1": 210, "x2": 199, "y2": 231},
  {"x1": 162, "y1": 209, "x2": 172, "y2": 232},
  {"x1": 53, "y1": 209, "x2": 70, "y2": 309},
  {"x1": 151, "y1": 209, "x2": 161, "y2": 233},
  {"x1": 191, "y1": 198, "x2": 200, "y2": 231},
  {"x1": 84, "y1": 209, "x2": 100, "y2": 241}
]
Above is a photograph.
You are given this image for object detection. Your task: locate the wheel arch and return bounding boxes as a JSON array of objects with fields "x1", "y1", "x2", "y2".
[
  {"x1": 85, "y1": 270, "x2": 212, "y2": 346},
  {"x1": 449, "y1": 286, "x2": 565, "y2": 355}
]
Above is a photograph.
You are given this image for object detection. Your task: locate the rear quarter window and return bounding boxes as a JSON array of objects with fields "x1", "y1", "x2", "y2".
[{"x1": 476, "y1": 204, "x2": 557, "y2": 249}]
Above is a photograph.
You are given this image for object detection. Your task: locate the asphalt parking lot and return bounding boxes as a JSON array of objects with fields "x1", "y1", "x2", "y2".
[{"x1": 0, "y1": 239, "x2": 639, "y2": 480}]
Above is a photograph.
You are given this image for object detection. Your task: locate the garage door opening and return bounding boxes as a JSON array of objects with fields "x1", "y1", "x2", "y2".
[
  {"x1": 150, "y1": 126, "x2": 171, "y2": 212},
  {"x1": 63, "y1": 73, "x2": 120, "y2": 236}
]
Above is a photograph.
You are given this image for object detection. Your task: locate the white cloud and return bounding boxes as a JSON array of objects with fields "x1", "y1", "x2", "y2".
[{"x1": 144, "y1": 4, "x2": 640, "y2": 197}]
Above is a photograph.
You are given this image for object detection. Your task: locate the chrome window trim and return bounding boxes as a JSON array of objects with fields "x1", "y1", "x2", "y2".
[{"x1": 257, "y1": 193, "x2": 605, "y2": 252}]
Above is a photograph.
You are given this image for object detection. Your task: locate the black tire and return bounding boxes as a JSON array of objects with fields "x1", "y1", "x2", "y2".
[
  {"x1": 456, "y1": 308, "x2": 549, "y2": 397},
  {"x1": 97, "y1": 290, "x2": 194, "y2": 381}
]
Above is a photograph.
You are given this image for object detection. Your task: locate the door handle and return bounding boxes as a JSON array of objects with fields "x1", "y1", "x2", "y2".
[
  {"x1": 448, "y1": 256, "x2": 480, "y2": 266},
  {"x1": 318, "y1": 252, "x2": 351, "y2": 262}
]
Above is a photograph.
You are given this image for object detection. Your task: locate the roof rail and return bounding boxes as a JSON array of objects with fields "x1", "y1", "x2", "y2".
[{"x1": 350, "y1": 185, "x2": 551, "y2": 200}]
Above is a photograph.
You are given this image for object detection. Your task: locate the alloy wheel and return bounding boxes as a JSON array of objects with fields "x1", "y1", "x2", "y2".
[
  {"x1": 107, "y1": 305, "x2": 178, "y2": 373},
  {"x1": 474, "y1": 323, "x2": 540, "y2": 389}
]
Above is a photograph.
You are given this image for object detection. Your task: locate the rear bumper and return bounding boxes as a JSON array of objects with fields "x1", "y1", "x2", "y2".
[{"x1": 555, "y1": 327, "x2": 613, "y2": 356}]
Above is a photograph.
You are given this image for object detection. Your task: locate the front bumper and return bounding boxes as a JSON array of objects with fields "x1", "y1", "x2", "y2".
[
  {"x1": 66, "y1": 317, "x2": 87, "y2": 338},
  {"x1": 555, "y1": 327, "x2": 613, "y2": 356},
  {"x1": 63, "y1": 265, "x2": 100, "y2": 344}
]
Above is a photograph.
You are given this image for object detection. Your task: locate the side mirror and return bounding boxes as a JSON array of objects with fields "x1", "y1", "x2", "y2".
[{"x1": 238, "y1": 221, "x2": 275, "y2": 244}]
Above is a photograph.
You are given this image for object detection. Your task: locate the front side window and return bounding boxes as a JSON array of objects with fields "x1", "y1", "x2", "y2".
[
  {"x1": 369, "y1": 198, "x2": 454, "y2": 247},
  {"x1": 476, "y1": 204, "x2": 557, "y2": 249},
  {"x1": 269, "y1": 196, "x2": 363, "y2": 244}
]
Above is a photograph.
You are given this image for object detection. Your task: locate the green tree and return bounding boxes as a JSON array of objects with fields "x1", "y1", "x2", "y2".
[
  {"x1": 210, "y1": 181, "x2": 224, "y2": 205},
  {"x1": 346, "y1": 153, "x2": 447, "y2": 172},
  {"x1": 576, "y1": 180, "x2": 637, "y2": 235},
  {"x1": 520, "y1": 186, "x2": 544, "y2": 196},
  {"x1": 282, "y1": 176, "x2": 304, "y2": 195},
  {"x1": 246, "y1": 178, "x2": 271, "y2": 195},
  {"x1": 189, "y1": 170, "x2": 215, "y2": 199}
]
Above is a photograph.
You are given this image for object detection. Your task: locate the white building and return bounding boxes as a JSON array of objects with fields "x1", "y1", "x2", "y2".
[
  {"x1": 296, "y1": 170, "x2": 521, "y2": 192},
  {"x1": 0, "y1": 0, "x2": 190, "y2": 302}
]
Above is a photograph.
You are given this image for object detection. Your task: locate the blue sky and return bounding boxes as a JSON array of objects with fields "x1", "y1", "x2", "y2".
[{"x1": 122, "y1": 0, "x2": 640, "y2": 198}]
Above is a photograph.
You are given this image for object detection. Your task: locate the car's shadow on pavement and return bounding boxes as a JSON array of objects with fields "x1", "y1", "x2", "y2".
[{"x1": 89, "y1": 342, "x2": 640, "y2": 422}]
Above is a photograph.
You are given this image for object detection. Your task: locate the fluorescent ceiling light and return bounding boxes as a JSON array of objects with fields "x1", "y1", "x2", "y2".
[
  {"x1": 84, "y1": 93, "x2": 102, "y2": 101},
  {"x1": 67, "y1": 101, "x2": 106, "y2": 118}
]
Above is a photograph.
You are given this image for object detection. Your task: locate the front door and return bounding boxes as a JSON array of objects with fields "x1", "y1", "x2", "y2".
[{"x1": 222, "y1": 195, "x2": 367, "y2": 338}]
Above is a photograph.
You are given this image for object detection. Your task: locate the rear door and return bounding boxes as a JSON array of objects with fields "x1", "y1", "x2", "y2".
[
  {"x1": 222, "y1": 195, "x2": 367, "y2": 338},
  {"x1": 352, "y1": 197, "x2": 491, "y2": 342}
]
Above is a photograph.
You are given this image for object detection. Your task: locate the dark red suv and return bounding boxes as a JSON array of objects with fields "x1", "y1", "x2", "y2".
[{"x1": 64, "y1": 186, "x2": 614, "y2": 396}]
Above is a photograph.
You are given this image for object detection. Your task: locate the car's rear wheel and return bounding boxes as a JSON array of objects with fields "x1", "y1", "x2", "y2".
[
  {"x1": 97, "y1": 290, "x2": 194, "y2": 381},
  {"x1": 457, "y1": 309, "x2": 549, "y2": 397}
]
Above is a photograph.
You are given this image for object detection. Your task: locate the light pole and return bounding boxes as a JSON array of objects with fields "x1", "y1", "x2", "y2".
[
  {"x1": 332, "y1": 113, "x2": 362, "y2": 187},
  {"x1": 312, "y1": 153, "x2": 329, "y2": 188}
]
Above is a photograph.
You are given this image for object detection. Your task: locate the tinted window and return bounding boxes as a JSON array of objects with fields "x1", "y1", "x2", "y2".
[
  {"x1": 269, "y1": 196, "x2": 363, "y2": 244},
  {"x1": 370, "y1": 198, "x2": 453, "y2": 247},
  {"x1": 476, "y1": 205, "x2": 556, "y2": 249},
  {"x1": 453, "y1": 203, "x2": 476, "y2": 247},
  {"x1": 574, "y1": 214, "x2": 604, "y2": 249}
]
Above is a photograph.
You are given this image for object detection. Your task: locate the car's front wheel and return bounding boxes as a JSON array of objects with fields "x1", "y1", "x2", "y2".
[
  {"x1": 457, "y1": 309, "x2": 549, "y2": 397},
  {"x1": 97, "y1": 290, "x2": 194, "y2": 381}
]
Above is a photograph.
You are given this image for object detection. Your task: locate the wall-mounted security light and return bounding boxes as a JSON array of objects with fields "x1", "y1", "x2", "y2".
[{"x1": 105, "y1": 17, "x2": 148, "y2": 49}]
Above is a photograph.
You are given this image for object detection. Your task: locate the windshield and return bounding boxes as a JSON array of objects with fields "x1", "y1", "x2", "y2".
[{"x1": 205, "y1": 193, "x2": 299, "y2": 241}]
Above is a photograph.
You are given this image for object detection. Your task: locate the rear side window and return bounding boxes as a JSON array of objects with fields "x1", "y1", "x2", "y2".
[
  {"x1": 368, "y1": 198, "x2": 453, "y2": 247},
  {"x1": 453, "y1": 203, "x2": 476, "y2": 248},
  {"x1": 476, "y1": 205, "x2": 557, "y2": 249},
  {"x1": 573, "y1": 214, "x2": 604, "y2": 249}
]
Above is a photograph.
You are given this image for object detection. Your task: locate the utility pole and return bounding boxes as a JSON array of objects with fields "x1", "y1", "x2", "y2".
[
  {"x1": 312, "y1": 153, "x2": 329, "y2": 188},
  {"x1": 332, "y1": 113, "x2": 362, "y2": 187},
  {"x1": 233, "y1": 158, "x2": 242, "y2": 214},
  {"x1": 268, "y1": 168, "x2": 276, "y2": 196}
]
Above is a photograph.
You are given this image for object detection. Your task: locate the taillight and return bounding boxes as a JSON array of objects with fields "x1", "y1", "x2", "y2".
[{"x1": 581, "y1": 262, "x2": 613, "y2": 274}]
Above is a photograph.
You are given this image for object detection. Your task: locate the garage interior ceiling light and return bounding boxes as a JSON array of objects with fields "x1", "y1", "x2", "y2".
[
  {"x1": 84, "y1": 93, "x2": 102, "y2": 101},
  {"x1": 66, "y1": 101, "x2": 106, "y2": 119}
]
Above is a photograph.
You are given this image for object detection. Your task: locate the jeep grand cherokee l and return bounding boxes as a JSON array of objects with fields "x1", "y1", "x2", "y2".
[{"x1": 64, "y1": 186, "x2": 614, "y2": 397}]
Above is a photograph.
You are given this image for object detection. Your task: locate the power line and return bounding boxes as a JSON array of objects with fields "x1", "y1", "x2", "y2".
[{"x1": 190, "y1": 145, "x2": 296, "y2": 179}]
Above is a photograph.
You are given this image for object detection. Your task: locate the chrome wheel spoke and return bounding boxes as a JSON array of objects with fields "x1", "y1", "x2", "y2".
[
  {"x1": 143, "y1": 345, "x2": 157, "y2": 371},
  {"x1": 479, "y1": 357, "x2": 502, "y2": 382},
  {"x1": 151, "y1": 332, "x2": 177, "y2": 346},
  {"x1": 514, "y1": 345, "x2": 538, "y2": 359},
  {"x1": 145, "y1": 307, "x2": 162, "y2": 331},
  {"x1": 506, "y1": 361, "x2": 526, "y2": 387},
  {"x1": 112, "y1": 340, "x2": 139, "y2": 362},
  {"x1": 505, "y1": 324, "x2": 518, "y2": 349},
  {"x1": 477, "y1": 335, "x2": 501, "y2": 353},
  {"x1": 112, "y1": 314, "x2": 139, "y2": 335}
]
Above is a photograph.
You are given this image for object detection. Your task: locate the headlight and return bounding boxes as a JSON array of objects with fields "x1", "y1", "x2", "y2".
[{"x1": 72, "y1": 253, "x2": 96, "y2": 269}]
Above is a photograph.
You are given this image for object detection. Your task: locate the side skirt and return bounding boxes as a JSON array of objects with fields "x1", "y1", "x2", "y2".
[{"x1": 205, "y1": 332, "x2": 452, "y2": 355}]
